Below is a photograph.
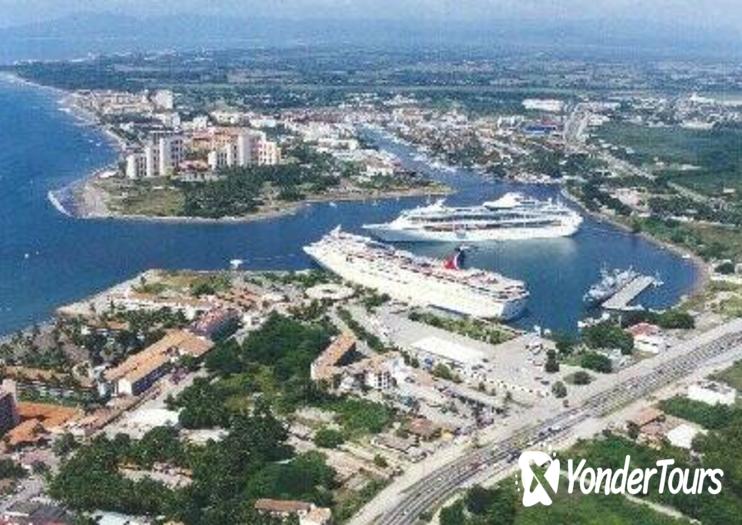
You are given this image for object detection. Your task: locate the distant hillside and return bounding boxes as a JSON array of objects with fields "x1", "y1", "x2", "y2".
[{"x1": 0, "y1": 12, "x2": 738, "y2": 63}]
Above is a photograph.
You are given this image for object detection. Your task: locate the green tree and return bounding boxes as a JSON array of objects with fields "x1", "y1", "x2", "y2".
[
  {"x1": 716, "y1": 261, "x2": 735, "y2": 274},
  {"x1": 439, "y1": 501, "x2": 465, "y2": 525},
  {"x1": 465, "y1": 485, "x2": 495, "y2": 515},
  {"x1": 432, "y1": 363, "x2": 455, "y2": 381},
  {"x1": 373, "y1": 455, "x2": 388, "y2": 468},
  {"x1": 582, "y1": 321, "x2": 634, "y2": 354},
  {"x1": 626, "y1": 421, "x2": 640, "y2": 440},
  {"x1": 552, "y1": 381, "x2": 568, "y2": 398},
  {"x1": 0, "y1": 458, "x2": 26, "y2": 479},
  {"x1": 314, "y1": 428, "x2": 345, "y2": 449},
  {"x1": 570, "y1": 370, "x2": 593, "y2": 385},
  {"x1": 554, "y1": 333, "x2": 576, "y2": 356},
  {"x1": 53, "y1": 433, "x2": 79, "y2": 457},
  {"x1": 481, "y1": 483, "x2": 519, "y2": 525},
  {"x1": 581, "y1": 352, "x2": 613, "y2": 373},
  {"x1": 544, "y1": 349, "x2": 560, "y2": 373}
]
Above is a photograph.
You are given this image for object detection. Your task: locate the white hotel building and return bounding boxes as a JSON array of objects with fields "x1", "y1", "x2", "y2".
[
  {"x1": 126, "y1": 133, "x2": 185, "y2": 179},
  {"x1": 207, "y1": 130, "x2": 281, "y2": 171}
]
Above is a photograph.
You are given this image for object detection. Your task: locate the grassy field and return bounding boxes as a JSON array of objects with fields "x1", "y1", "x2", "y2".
[
  {"x1": 681, "y1": 279, "x2": 742, "y2": 317},
  {"x1": 597, "y1": 122, "x2": 742, "y2": 194},
  {"x1": 636, "y1": 216, "x2": 742, "y2": 261},
  {"x1": 97, "y1": 177, "x2": 185, "y2": 217},
  {"x1": 562, "y1": 434, "x2": 742, "y2": 525},
  {"x1": 132, "y1": 270, "x2": 232, "y2": 296},
  {"x1": 712, "y1": 360, "x2": 742, "y2": 391}
]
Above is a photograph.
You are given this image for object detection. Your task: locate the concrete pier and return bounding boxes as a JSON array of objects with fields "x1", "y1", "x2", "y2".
[{"x1": 602, "y1": 275, "x2": 656, "y2": 311}]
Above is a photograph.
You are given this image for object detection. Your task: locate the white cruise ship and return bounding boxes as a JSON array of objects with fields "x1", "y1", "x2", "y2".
[
  {"x1": 362, "y1": 193, "x2": 582, "y2": 243},
  {"x1": 303, "y1": 228, "x2": 529, "y2": 320}
]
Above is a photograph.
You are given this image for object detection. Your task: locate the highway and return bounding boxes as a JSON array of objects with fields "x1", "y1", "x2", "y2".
[
  {"x1": 563, "y1": 103, "x2": 590, "y2": 148},
  {"x1": 563, "y1": 102, "x2": 655, "y2": 181},
  {"x1": 372, "y1": 320, "x2": 742, "y2": 525}
]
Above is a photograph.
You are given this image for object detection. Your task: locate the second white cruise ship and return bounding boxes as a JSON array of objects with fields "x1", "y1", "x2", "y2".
[
  {"x1": 362, "y1": 192, "x2": 582, "y2": 243},
  {"x1": 303, "y1": 228, "x2": 529, "y2": 320}
]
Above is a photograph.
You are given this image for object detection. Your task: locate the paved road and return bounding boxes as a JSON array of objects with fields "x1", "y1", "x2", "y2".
[
  {"x1": 563, "y1": 103, "x2": 590, "y2": 147},
  {"x1": 0, "y1": 476, "x2": 44, "y2": 512},
  {"x1": 369, "y1": 319, "x2": 742, "y2": 525}
]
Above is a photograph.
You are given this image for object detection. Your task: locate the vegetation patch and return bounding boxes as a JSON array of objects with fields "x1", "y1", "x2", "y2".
[
  {"x1": 439, "y1": 478, "x2": 686, "y2": 525},
  {"x1": 712, "y1": 360, "x2": 742, "y2": 392},
  {"x1": 408, "y1": 309, "x2": 513, "y2": 345},
  {"x1": 658, "y1": 396, "x2": 742, "y2": 430}
]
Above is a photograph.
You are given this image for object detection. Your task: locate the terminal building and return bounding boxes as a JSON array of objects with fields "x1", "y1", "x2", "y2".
[{"x1": 410, "y1": 335, "x2": 487, "y2": 379}]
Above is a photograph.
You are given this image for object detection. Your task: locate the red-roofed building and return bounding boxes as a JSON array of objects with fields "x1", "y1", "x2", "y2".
[{"x1": 627, "y1": 323, "x2": 665, "y2": 354}]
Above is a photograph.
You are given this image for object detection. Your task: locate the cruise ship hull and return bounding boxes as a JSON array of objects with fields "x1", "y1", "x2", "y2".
[
  {"x1": 362, "y1": 192, "x2": 583, "y2": 243},
  {"x1": 304, "y1": 246, "x2": 527, "y2": 320},
  {"x1": 363, "y1": 222, "x2": 580, "y2": 243}
]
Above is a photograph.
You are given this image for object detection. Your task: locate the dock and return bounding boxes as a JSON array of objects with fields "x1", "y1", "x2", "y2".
[{"x1": 601, "y1": 275, "x2": 657, "y2": 311}]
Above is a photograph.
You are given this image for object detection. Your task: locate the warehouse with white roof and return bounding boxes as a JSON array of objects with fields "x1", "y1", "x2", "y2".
[{"x1": 411, "y1": 336, "x2": 487, "y2": 376}]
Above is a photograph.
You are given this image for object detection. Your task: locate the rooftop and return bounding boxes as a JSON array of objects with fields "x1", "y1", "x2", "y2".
[
  {"x1": 105, "y1": 330, "x2": 214, "y2": 383},
  {"x1": 411, "y1": 336, "x2": 485, "y2": 366},
  {"x1": 1, "y1": 365, "x2": 93, "y2": 389},
  {"x1": 3, "y1": 419, "x2": 46, "y2": 449},
  {"x1": 405, "y1": 417, "x2": 441, "y2": 439},
  {"x1": 628, "y1": 322, "x2": 661, "y2": 337},
  {"x1": 16, "y1": 402, "x2": 79, "y2": 429},
  {"x1": 305, "y1": 506, "x2": 332, "y2": 524},
  {"x1": 311, "y1": 333, "x2": 357, "y2": 381},
  {"x1": 4, "y1": 501, "x2": 70, "y2": 523}
]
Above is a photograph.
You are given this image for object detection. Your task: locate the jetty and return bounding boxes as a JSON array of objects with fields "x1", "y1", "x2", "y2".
[{"x1": 602, "y1": 275, "x2": 657, "y2": 311}]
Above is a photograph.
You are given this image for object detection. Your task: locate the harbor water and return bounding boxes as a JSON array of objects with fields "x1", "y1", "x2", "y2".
[{"x1": 0, "y1": 77, "x2": 699, "y2": 335}]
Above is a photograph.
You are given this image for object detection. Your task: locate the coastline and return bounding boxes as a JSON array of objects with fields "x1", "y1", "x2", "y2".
[
  {"x1": 375, "y1": 124, "x2": 711, "y2": 303},
  {"x1": 67, "y1": 175, "x2": 452, "y2": 224},
  {"x1": 1, "y1": 70, "x2": 708, "y2": 339},
  {"x1": 8, "y1": 71, "x2": 451, "y2": 225},
  {"x1": 2, "y1": 71, "x2": 126, "y2": 153},
  {"x1": 560, "y1": 186, "x2": 710, "y2": 299},
  {"x1": 1, "y1": 72, "x2": 127, "y2": 219}
]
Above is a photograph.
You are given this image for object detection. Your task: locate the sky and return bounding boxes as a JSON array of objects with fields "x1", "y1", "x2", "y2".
[{"x1": 0, "y1": 0, "x2": 741, "y2": 31}]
